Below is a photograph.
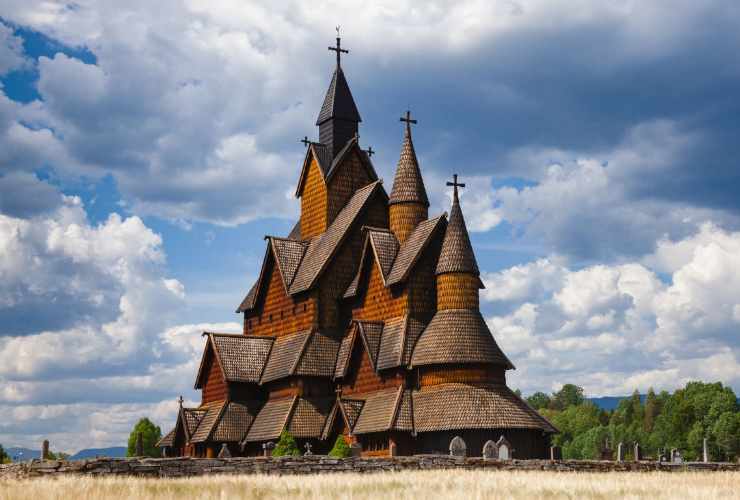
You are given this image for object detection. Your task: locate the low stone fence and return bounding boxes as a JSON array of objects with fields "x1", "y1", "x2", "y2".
[{"x1": 1, "y1": 456, "x2": 738, "y2": 480}]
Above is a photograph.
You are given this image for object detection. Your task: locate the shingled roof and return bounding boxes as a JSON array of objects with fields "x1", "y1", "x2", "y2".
[
  {"x1": 260, "y1": 330, "x2": 340, "y2": 384},
  {"x1": 190, "y1": 401, "x2": 227, "y2": 443},
  {"x1": 389, "y1": 124, "x2": 429, "y2": 207},
  {"x1": 356, "y1": 320, "x2": 384, "y2": 370},
  {"x1": 412, "y1": 383, "x2": 557, "y2": 433},
  {"x1": 244, "y1": 396, "x2": 297, "y2": 443},
  {"x1": 242, "y1": 396, "x2": 333, "y2": 443},
  {"x1": 316, "y1": 67, "x2": 362, "y2": 126},
  {"x1": 156, "y1": 428, "x2": 175, "y2": 447},
  {"x1": 210, "y1": 401, "x2": 262, "y2": 443},
  {"x1": 333, "y1": 326, "x2": 357, "y2": 379},
  {"x1": 375, "y1": 315, "x2": 427, "y2": 370},
  {"x1": 352, "y1": 386, "x2": 406, "y2": 435},
  {"x1": 343, "y1": 228, "x2": 399, "y2": 298},
  {"x1": 411, "y1": 309, "x2": 514, "y2": 369},
  {"x1": 290, "y1": 181, "x2": 386, "y2": 294},
  {"x1": 287, "y1": 397, "x2": 334, "y2": 438},
  {"x1": 436, "y1": 188, "x2": 479, "y2": 276},
  {"x1": 260, "y1": 330, "x2": 312, "y2": 383},
  {"x1": 195, "y1": 333, "x2": 274, "y2": 388},
  {"x1": 387, "y1": 215, "x2": 446, "y2": 285}
]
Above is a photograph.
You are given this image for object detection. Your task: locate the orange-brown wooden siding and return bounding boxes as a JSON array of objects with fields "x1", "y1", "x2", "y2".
[
  {"x1": 437, "y1": 272, "x2": 480, "y2": 310},
  {"x1": 352, "y1": 260, "x2": 406, "y2": 321},
  {"x1": 245, "y1": 259, "x2": 316, "y2": 337},
  {"x1": 201, "y1": 352, "x2": 227, "y2": 405},
  {"x1": 405, "y1": 234, "x2": 441, "y2": 318},
  {"x1": 341, "y1": 340, "x2": 404, "y2": 396},
  {"x1": 419, "y1": 365, "x2": 505, "y2": 387},
  {"x1": 389, "y1": 202, "x2": 428, "y2": 244},
  {"x1": 319, "y1": 194, "x2": 388, "y2": 330},
  {"x1": 326, "y1": 150, "x2": 373, "y2": 226},
  {"x1": 300, "y1": 157, "x2": 328, "y2": 240}
]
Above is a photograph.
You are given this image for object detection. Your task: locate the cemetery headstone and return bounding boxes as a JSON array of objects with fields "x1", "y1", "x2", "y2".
[
  {"x1": 482, "y1": 440, "x2": 498, "y2": 460},
  {"x1": 549, "y1": 446, "x2": 562, "y2": 460},
  {"x1": 263, "y1": 441, "x2": 275, "y2": 458},
  {"x1": 634, "y1": 442, "x2": 641, "y2": 462},
  {"x1": 496, "y1": 436, "x2": 512, "y2": 460},
  {"x1": 304, "y1": 442, "x2": 313, "y2": 456},
  {"x1": 703, "y1": 438, "x2": 709, "y2": 463},
  {"x1": 449, "y1": 436, "x2": 467, "y2": 457},
  {"x1": 617, "y1": 442, "x2": 624, "y2": 462}
]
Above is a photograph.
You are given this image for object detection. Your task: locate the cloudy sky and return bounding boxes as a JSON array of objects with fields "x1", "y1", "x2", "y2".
[{"x1": 1, "y1": 1, "x2": 739, "y2": 453}]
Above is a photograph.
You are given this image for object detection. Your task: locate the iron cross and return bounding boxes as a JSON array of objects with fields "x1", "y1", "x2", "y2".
[
  {"x1": 300, "y1": 136, "x2": 311, "y2": 147},
  {"x1": 400, "y1": 110, "x2": 417, "y2": 127},
  {"x1": 328, "y1": 27, "x2": 349, "y2": 68},
  {"x1": 178, "y1": 395, "x2": 184, "y2": 407},
  {"x1": 446, "y1": 174, "x2": 466, "y2": 199},
  {"x1": 365, "y1": 146, "x2": 375, "y2": 157}
]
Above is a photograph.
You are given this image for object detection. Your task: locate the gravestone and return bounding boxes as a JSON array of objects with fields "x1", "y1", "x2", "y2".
[
  {"x1": 449, "y1": 436, "x2": 467, "y2": 457},
  {"x1": 263, "y1": 441, "x2": 275, "y2": 458},
  {"x1": 549, "y1": 446, "x2": 562, "y2": 460},
  {"x1": 672, "y1": 449, "x2": 683, "y2": 463},
  {"x1": 42, "y1": 440, "x2": 49, "y2": 460},
  {"x1": 217, "y1": 444, "x2": 231, "y2": 458},
  {"x1": 482, "y1": 440, "x2": 498, "y2": 460},
  {"x1": 496, "y1": 436, "x2": 512, "y2": 460},
  {"x1": 135, "y1": 432, "x2": 144, "y2": 456},
  {"x1": 633, "y1": 442, "x2": 641, "y2": 462},
  {"x1": 304, "y1": 442, "x2": 313, "y2": 456},
  {"x1": 703, "y1": 438, "x2": 709, "y2": 463},
  {"x1": 350, "y1": 442, "x2": 362, "y2": 458},
  {"x1": 617, "y1": 442, "x2": 624, "y2": 462}
]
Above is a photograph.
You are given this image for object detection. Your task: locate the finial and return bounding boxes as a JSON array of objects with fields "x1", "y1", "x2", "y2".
[
  {"x1": 446, "y1": 174, "x2": 466, "y2": 202},
  {"x1": 300, "y1": 136, "x2": 311, "y2": 147},
  {"x1": 365, "y1": 146, "x2": 375, "y2": 157},
  {"x1": 328, "y1": 27, "x2": 349, "y2": 69},
  {"x1": 178, "y1": 395, "x2": 184, "y2": 408},
  {"x1": 400, "y1": 109, "x2": 417, "y2": 130}
]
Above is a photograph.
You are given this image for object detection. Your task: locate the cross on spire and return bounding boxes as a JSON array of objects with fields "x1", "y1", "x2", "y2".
[
  {"x1": 178, "y1": 395, "x2": 184, "y2": 408},
  {"x1": 400, "y1": 110, "x2": 417, "y2": 129},
  {"x1": 365, "y1": 146, "x2": 375, "y2": 157},
  {"x1": 328, "y1": 26, "x2": 349, "y2": 69},
  {"x1": 300, "y1": 136, "x2": 311, "y2": 147},
  {"x1": 446, "y1": 173, "x2": 466, "y2": 201}
]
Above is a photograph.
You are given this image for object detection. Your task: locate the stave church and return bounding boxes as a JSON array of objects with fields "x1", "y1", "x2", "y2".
[{"x1": 157, "y1": 35, "x2": 556, "y2": 458}]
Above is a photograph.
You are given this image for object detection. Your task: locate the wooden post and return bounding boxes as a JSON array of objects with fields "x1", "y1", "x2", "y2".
[
  {"x1": 135, "y1": 432, "x2": 144, "y2": 456},
  {"x1": 703, "y1": 438, "x2": 709, "y2": 463},
  {"x1": 42, "y1": 440, "x2": 49, "y2": 460}
]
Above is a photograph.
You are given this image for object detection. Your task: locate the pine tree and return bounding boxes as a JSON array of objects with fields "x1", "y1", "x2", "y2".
[
  {"x1": 644, "y1": 388, "x2": 658, "y2": 432},
  {"x1": 272, "y1": 431, "x2": 300, "y2": 457},
  {"x1": 126, "y1": 418, "x2": 162, "y2": 458}
]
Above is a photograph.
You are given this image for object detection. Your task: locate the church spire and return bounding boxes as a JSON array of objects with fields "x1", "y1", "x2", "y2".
[
  {"x1": 316, "y1": 30, "x2": 361, "y2": 158},
  {"x1": 389, "y1": 110, "x2": 429, "y2": 243},
  {"x1": 436, "y1": 174, "x2": 479, "y2": 277}
]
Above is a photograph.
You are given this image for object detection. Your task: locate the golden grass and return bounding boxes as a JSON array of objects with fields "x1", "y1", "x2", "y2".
[{"x1": 1, "y1": 470, "x2": 738, "y2": 500}]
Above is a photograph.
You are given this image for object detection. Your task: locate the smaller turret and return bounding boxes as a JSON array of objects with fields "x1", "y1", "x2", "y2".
[{"x1": 389, "y1": 111, "x2": 429, "y2": 243}]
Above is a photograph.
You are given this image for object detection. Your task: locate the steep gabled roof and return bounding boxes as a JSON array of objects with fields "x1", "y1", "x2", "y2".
[
  {"x1": 334, "y1": 325, "x2": 357, "y2": 379},
  {"x1": 190, "y1": 401, "x2": 227, "y2": 443},
  {"x1": 287, "y1": 397, "x2": 334, "y2": 438},
  {"x1": 436, "y1": 189, "x2": 480, "y2": 276},
  {"x1": 243, "y1": 396, "x2": 298, "y2": 443},
  {"x1": 260, "y1": 330, "x2": 312, "y2": 383},
  {"x1": 356, "y1": 320, "x2": 384, "y2": 371},
  {"x1": 410, "y1": 309, "x2": 514, "y2": 369},
  {"x1": 343, "y1": 228, "x2": 399, "y2": 298},
  {"x1": 260, "y1": 330, "x2": 341, "y2": 384},
  {"x1": 386, "y1": 214, "x2": 447, "y2": 285},
  {"x1": 194, "y1": 333, "x2": 274, "y2": 388},
  {"x1": 290, "y1": 181, "x2": 386, "y2": 294},
  {"x1": 242, "y1": 396, "x2": 334, "y2": 443},
  {"x1": 389, "y1": 125, "x2": 429, "y2": 207},
  {"x1": 295, "y1": 137, "x2": 378, "y2": 197},
  {"x1": 352, "y1": 386, "x2": 405, "y2": 435},
  {"x1": 211, "y1": 400, "x2": 262, "y2": 443},
  {"x1": 156, "y1": 428, "x2": 175, "y2": 447},
  {"x1": 316, "y1": 67, "x2": 362, "y2": 126}
]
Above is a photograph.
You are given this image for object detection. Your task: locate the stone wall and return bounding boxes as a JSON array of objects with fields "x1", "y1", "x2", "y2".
[{"x1": 1, "y1": 456, "x2": 738, "y2": 480}]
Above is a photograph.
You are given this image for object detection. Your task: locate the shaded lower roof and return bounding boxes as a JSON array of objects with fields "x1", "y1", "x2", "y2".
[
  {"x1": 244, "y1": 396, "x2": 297, "y2": 443},
  {"x1": 352, "y1": 386, "x2": 404, "y2": 435},
  {"x1": 340, "y1": 398, "x2": 365, "y2": 431},
  {"x1": 343, "y1": 228, "x2": 399, "y2": 299},
  {"x1": 260, "y1": 330, "x2": 311, "y2": 384},
  {"x1": 411, "y1": 309, "x2": 514, "y2": 369},
  {"x1": 356, "y1": 320, "x2": 384, "y2": 370},
  {"x1": 287, "y1": 397, "x2": 334, "y2": 439},
  {"x1": 211, "y1": 401, "x2": 262, "y2": 443},
  {"x1": 156, "y1": 428, "x2": 175, "y2": 447},
  {"x1": 182, "y1": 408, "x2": 207, "y2": 440},
  {"x1": 386, "y1": 215, "x2": 446, "y2": 286},
  {"x1": 260, "y1": 330, "x2": 340, "y2": 384},
  {"x1": 333, "y1": 326, "x2": 357, "y2": 379},
  {"x1": 190, "y1": 401, "x2": 227, "y2": 443},
  {"x1": 243, "y1": 396, "x2": 334, "y2": 443},
  {"x1": 412, "y1": 383, "x2": 557, "y2": 434}
]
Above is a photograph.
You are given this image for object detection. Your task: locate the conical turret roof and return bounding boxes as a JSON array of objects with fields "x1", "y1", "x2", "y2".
[
  {"x1": 389, "y1": 125, "x2": 429, "y2": 207},
  {"x1": 435, "y1": 185, "x2": 479, "y2": 276},
  {"x1": 316, "y1": 68, "x2": 362, "y2": 125}
]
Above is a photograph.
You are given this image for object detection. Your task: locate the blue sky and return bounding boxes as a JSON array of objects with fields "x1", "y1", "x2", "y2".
[{"x1": 0, "y1": 1, "x2": 739, "y2": 452}]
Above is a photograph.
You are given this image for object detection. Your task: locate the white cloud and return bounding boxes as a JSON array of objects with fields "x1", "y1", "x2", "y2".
[
  {"x1": 486, "y1": 223, "x2": 740, "y2": 396},
  {"x1": 0, "y1": 22, "x2": 27, "y2": 75}
]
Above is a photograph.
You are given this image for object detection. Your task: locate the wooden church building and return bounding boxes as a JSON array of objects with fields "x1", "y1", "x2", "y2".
[{"x1": 158, "y1": 36, "x2": 556, "y2": 458}]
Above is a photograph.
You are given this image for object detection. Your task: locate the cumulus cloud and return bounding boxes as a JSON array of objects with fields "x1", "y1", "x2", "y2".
[
  {"x1": 0, "y1": 22, "x2": 27, "y2": 75},
  {"x1": 484, "y1": 223, "x2": 740, "y2": 396},
  {"x1": 0, "y1": 196, "x2": 244, "y2": 450}
]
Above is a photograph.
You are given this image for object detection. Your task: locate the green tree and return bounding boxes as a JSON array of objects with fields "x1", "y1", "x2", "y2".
[
  {"x1": 644, "y1": 388, "x2": 659, "y2": 432},
  {"x1": 272, "y1": 431, "x2": 301, "y2": 457},
  {"x1": 712, "y1": 411, "x2": 740, "y2": 461},
  {"x1": 0, "y1": 444, "x2": 9, "y2": 464},
  {"x1": 527, "y1": 391, "x2": 551, "y2": 410},
  {"x1": 548, "y1": 402, "x2": 601, "y2": 449},
  {"x1": 127, "y1": 417, "x2": 162, "y2": 458},
  {"x1": 328, "y1": 436, "x2": 352, "y2": 458},
  {"x1": 550, "y1": 384, "x2": 585, "y2": 410}
]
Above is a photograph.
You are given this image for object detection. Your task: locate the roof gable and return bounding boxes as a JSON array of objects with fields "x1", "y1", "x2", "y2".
[
  {"x1": 316, "y1": 67, "x2": 362, "y2": 125},
  {"x1": 343, "y1": 228, "x2": 399, "y2": 299},
  {"x1": 387, "y1": 214, "x2": 447, "y2": 285}
]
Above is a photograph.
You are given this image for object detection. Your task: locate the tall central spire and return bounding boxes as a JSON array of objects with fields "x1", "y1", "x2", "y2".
[{"x1": 316, "y1": 31, "x2": 362, "y2": 158}]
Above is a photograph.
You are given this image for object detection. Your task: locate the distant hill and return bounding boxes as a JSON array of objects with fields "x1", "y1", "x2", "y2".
[
  {"x1": 587, "y1": 395, "x2": 646, "y2": 411},
  {"x1": 6, "y1": 447, "x2": 40, "y2": 462},
  {"x1": 70, "y1": 447, "x2": 127, "y2": 460},
  {"x1": 5, "y1": 446, "x2": 126, "y2": 462}
]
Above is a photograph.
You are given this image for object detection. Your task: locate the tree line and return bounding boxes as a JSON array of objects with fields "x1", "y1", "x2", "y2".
[{"x1": 526, "y1": 381, "x2": 739, "y2": 461}]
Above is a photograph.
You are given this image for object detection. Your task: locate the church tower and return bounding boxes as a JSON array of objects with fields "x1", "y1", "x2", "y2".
[
  {"x1": 388, "y1": 111, "x2": 429, "y2": 243},
  {"x1": 316, "y1": 35, "x2": 362, "y2": 158}
]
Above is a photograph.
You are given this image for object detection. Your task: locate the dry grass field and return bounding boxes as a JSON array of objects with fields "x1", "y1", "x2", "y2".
[{"x1": 1, "y1": 470, "x2": 738, "y2": 500}]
